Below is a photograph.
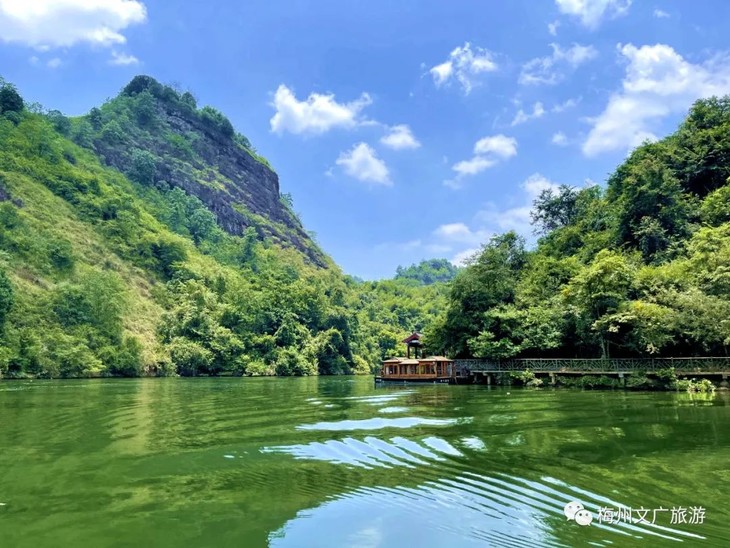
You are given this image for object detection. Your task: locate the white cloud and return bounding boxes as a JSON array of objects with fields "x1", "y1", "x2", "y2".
[
  {"x1": 433, "y1": 224, "x2": 488, "y2": 265},
  {"x1": 653, "y1": 8, "x2": 669, "y2": 18},
  {"x1": 109, "y1": 50, "x2": 138, "y2": 65},
  {"x1": 520, "y1": 43, "x2": 598, "y2": 85},
  {"x1": 429, "y1": 42, "x2": 498, "y2": 94},
  {"x1": 434, "y1": 223, "x2": 478, "y2": 242},
  {"x1": 380, "y1": 124, "x2": 421, "y2": 150},
  {"x1": 555, "y1": 0, "x2": 632, "y2": 29},
  {"x1": 46, "y1": 57, "x2": 61, "y2": 68},
  {"x1": 473, "y1": 135, "x2": 518, "y2": 158},
  {"x1": 446, "y1": 134, "x2": 517, "y2": 189},
  {"x1": 551, "y1": 131, "x2": 569, "y2": 146},
  {"x1": 583, "y1": 43, "x2": 730, "y2": 156},
  {"x1": 335, "y1": 143, "x2": 391, "y2": 186},
  {"x1": 270, "y1": 85, "x2": 372, "y2": 135},
  {"x1": 475, "y1": 173, "x2": 561, "y2": 236},
  {"x1": 511, "y1": 101, "x2": 546, "y2": 126},
  {"x1": 0, "y1": 0, "x2": 147, "y2": 48},
  {"x1": 436, "y1": 174, "x2": 565, "y2": 265},
  {"x1": 452, "y1": 156, "x2": 497, "y2": 177},
  {"x1": 451, "y1": 248, "x2": 480, "y2": 267},
  {"x1": 552, "y1": 97, "x2": 580, "y2": 112},
  {"x1": 548, "y1": 20, "x2": 560, "y2": 36}
]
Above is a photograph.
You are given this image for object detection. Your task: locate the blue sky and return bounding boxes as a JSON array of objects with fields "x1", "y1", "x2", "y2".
[{"x1": 3, "y1": 1, "x2": 730, "y2": 279}]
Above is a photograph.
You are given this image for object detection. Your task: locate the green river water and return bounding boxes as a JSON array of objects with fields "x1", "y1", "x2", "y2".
[{"x1": 0, "y1": 377, "x2": 728, "y2": 547}]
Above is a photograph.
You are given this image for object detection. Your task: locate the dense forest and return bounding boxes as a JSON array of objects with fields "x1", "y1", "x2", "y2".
[
  {"x1": 429, "y1": 97, "x2": 730, "y2": 360},
  {"x1": 0, "y1": 75, "x2": 444, "y2": 378},
  {"x1": 2, "y1": 73, "x2": 730, "y2": 379}
]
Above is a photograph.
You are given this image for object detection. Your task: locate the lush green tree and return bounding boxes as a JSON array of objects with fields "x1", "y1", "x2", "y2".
[
  {"x1": 0, "y1": 270, "x2": 13, "y2": 330},
  {"x1": 129, "y1": 148, "x2": 157, "y2": 185},
  {"x1": 608, "y1": 154, "x2": 693, "y2": 259},
  {"x1": 46, "y1": 110, "x2": 71, "y2": 136},
  {"x1": 0, "y1": 84, "x2": 24, "y2": 114},
  {"x1": 169, "y1": 337, "x2": 213, "y2": 376},
  {"x1": 440, "y1": 232, "x2": 526, "y2": 357},
  {"x1": 671, "y1": 96, "x2": 730, "y2": 196},
  {"x1": 531, "y1": 184, "x2": 579, "y2": 234},
  {"x1": 563, "y1": 250, "x2": 636, "y2": 357},
  {"x1": 700, "y1": 182, "x2": 730, "y2": 226}
]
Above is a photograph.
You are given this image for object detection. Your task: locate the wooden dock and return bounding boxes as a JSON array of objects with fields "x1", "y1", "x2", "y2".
[{"x1": 454, "y1": 357, "x2": 730, "y2": 384}]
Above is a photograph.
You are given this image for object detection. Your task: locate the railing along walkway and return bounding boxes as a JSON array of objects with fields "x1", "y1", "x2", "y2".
[{"x1": 455, "y1": 357, "x2": 730, "y2": 374}]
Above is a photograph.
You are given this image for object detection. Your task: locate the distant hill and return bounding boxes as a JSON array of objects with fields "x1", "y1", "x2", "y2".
[{"x1": 395, "y1": 259, "x2": 460, "y2": 285}]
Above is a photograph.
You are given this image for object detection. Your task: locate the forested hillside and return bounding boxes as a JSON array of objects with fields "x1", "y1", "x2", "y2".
[
  {"x1": 0, "y1": 76, "x2": 444, "y2": 378},
  {"x1": 430, "y1": 97, "x2": 730, "y2": 360}
]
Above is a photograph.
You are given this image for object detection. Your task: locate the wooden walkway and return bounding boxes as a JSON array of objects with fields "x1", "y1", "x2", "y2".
[{"x1": 454, "y1": 357, "x2": 730, "y2": 376}]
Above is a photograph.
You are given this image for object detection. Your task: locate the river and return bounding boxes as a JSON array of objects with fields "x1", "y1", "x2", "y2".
[{"x1": 0, "y1": 378, "x2": 728, "y2": 547}]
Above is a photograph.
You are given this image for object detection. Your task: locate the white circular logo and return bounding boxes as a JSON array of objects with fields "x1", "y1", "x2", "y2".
[
  {"x1": 564, "y1": 501, "x2": 593, "y2": 526},
  {"x1": 575, "y1": 509, "x2": 593, "y2": 526},
  {"x1": 564, "y1": 501, "x2": 584, "y2": 520}
]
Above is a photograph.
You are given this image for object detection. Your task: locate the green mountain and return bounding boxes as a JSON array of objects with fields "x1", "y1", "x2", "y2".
[
  {"x1": 430, "y1": 97, "x2": 730, "y2": 361},
  {"x1": 0, "y1": 76, "x2": 445, "y2": 378}
]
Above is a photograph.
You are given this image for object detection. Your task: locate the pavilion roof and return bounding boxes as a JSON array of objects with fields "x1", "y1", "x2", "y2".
[{"x1": 402, "y1": 332, "x2": 423, "y2": 344}]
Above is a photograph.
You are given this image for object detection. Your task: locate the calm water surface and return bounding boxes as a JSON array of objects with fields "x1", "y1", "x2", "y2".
[{"x1": 0, "y1": 378, "x2": 728, "y2": 547}]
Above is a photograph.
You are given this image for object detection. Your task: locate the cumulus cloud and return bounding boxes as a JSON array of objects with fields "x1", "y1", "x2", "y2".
[
  {"x1": 452, "y1": 156, "x2": 497, "y2": 177},
  {"x1": 475, "y1": 173, "x2": 561, "y2": 236},
  {"x1": 380, "y1": 124, "x2": 421, "y2": 150},
  {"x1": 653, "y1": 9, "x2": 670, "y2": 18},
  {"x1": 473, "y1": 135, "x2": 518, "y2": 158},
  {"x1": 520, "y1": 43, "x2": 598, "y2": 85},
  {"x1": 270, "y1": 85, "x2": 373, "y2": 135},
  {"x1": 555, "y1": 0, "x2": 632, "y2": 29},
  {"x1": 511, "y1": 102, "x2": 546, "y2": 126},
  {"x1": 109, "y1": 50, "x2": 138, "y2": 65},
  {"x1": 446, "y1": 134, "x2": 517, "y2": 189},
  {"x1": 548, "y1": 20, "x2": 560, "y2": 36},
  {"x1": 440, "y1": 173, "x2": 561, "y2": 264},
  {"x1": 429, "y1": 42, "x2": 498, "y2": 94},
  {"x1": 0, "y1": 0, "x2": 147, "y2": 48},
  {"x1": 582, "y1": 43, "x2": 730, "y2": 156},
  {"x1": 396, "y1": 175, "x2": 564, "y2": 266},
  {"x1": 551, "y1": 131, "x2": 568, "y2": 146},
  {"x1": 335, "y1": 143, "x2": 391, "y2": 186},
  {"x1": 433, "y1": 223, "x2": 483, "y2": 242}
]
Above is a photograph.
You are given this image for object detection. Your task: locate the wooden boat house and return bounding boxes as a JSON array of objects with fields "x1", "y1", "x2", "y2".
[{"x1": 375, "y1": 332, "x2": 457, "y2": 384}]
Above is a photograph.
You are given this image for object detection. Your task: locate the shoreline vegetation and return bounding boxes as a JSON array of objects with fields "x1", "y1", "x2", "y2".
[{"x1": 2, "y1": 75, "x2": 730, "y2": 381}]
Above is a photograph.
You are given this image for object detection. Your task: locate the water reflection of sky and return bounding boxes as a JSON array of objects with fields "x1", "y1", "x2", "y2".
[
  {"x1": 262, "y1": 435, "x2": 467, "y2": 468},
  {"x1": 268, "y1": 472, "x2": 706, "y2": 548},
  {"x1": 296, "y1": 417, "x2": 467, "y2": 431}
]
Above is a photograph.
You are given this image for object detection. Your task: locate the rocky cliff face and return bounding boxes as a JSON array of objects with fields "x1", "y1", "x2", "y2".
[{"x1": 91, "y1": 76, "x2": 327, "y2": 267}]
